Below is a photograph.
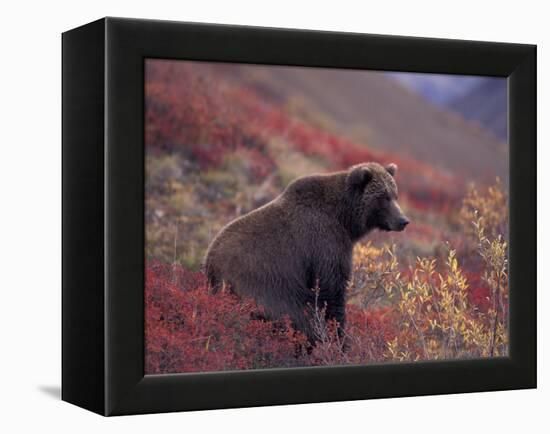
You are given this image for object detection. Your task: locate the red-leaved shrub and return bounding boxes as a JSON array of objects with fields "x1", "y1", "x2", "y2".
[{"x1": 145, "y1": 263, "x2": 309, "y2": 374}]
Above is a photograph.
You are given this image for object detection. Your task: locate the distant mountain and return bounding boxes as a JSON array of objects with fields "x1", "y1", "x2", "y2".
[
  {"x1": 449, "y1": 78, "x2": 508, "y2": 141},
  {"x1": 389, "y1": 72, "x2": 483, "y2": 105},
  {"x1": 388, "y1": 73, "x2": 507, "y2": 142}
]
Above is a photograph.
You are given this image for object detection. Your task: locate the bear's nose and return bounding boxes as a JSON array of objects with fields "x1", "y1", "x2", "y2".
[{"x1": 398, "y1": 217, "x2": 410, "y2": 230}]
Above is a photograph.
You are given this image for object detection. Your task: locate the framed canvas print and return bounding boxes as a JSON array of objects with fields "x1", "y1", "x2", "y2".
[{"x1": 62, "y1": 17, "x2": 536, "y2": 416}]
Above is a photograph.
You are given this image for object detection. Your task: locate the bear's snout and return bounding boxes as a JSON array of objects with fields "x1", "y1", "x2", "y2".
[{"x1": 396, "y1": 216, "x2": 410, "y2": 231}]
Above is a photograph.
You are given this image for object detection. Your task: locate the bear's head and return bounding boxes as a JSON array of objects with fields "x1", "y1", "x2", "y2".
[{"x1": 345, "y1": 162, "x2": 410, "y2": 239}]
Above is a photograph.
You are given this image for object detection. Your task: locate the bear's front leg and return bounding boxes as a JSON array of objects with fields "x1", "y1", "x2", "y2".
[
  {"x1": 323, "y1": 287, "x2": 347, "y2": 337},
  {"x1": 313, "y1": 257, "x2": 350, "y2": 341}
]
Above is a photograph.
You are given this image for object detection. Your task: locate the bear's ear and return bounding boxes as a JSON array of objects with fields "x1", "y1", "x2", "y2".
[
  {"x1": 385, "y1": 163, "x2": 398, "y2": 177},
  {"x1": 347, "y1": 166, "x2": 373, "y2": 190}
]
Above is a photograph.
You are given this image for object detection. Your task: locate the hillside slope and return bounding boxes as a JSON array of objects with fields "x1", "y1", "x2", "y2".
[{"x1": 216, "y1": 64, "x2": 507, "y2": 181}]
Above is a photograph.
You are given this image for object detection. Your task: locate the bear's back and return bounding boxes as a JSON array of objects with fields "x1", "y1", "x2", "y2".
[{"x1": 204, "y1": 173, "x2": 349, "y2": 289}]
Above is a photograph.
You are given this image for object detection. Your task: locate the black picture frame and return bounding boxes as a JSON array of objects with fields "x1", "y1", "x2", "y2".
[{"x1": 62, "y1": 17, "x2": 536, "y2": 416}]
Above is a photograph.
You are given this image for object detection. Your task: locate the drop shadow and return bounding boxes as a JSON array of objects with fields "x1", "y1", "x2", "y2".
[{"x1": 38, "y1": 385, "x2": 61, "y2": 400}]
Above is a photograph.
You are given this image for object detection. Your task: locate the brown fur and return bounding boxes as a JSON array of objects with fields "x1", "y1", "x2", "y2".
[{"x1": 204, "y1": 162, "x2": 409, "y2": 341}]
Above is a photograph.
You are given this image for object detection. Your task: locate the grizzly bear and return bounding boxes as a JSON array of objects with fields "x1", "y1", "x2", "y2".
[{"x1": 204, "y1": 162, "x2": 409, "y2": 342}]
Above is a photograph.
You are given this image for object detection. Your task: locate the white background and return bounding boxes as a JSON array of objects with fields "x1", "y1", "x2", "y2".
[{"x1": 0, "y1": 0, "x2": 546, "y2": 432}]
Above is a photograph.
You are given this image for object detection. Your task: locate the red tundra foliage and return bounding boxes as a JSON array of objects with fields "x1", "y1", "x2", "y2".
[
  {"x1": 465, "y1": 271, "x2": 492, "y2": 312},
  {"x1": 145, "y1": 263, "x2": 310, "y2": 374},
  {"x1": 145, "y1": 263, "x2": 407, "y2": 373}
]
